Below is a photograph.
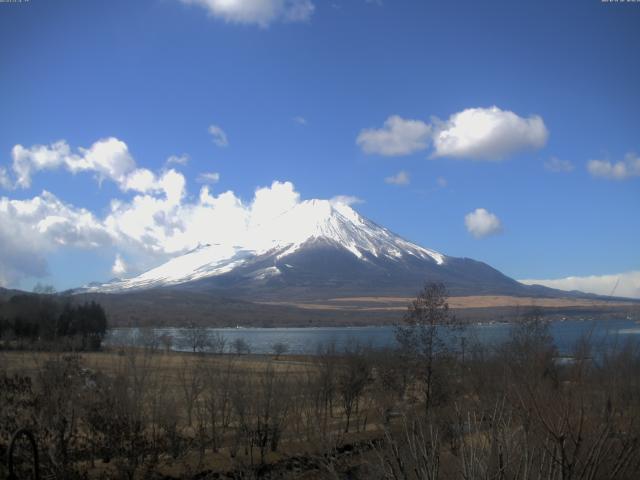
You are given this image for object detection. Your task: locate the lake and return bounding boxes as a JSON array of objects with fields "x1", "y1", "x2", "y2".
[{"x1": 105, "y1": 318, "x2": 640, "y2": 355}]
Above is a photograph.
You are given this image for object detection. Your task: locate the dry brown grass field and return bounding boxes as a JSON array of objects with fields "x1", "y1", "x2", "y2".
[
  {"x1": 0, "y1": 347, "x2": 393, "y2": 479},
  {"x1": 261, "y1": 295, "x2": 639, "y2": 311},
  {"x1": 0, "y1": 349, "x2": 314, "y2": 379}
]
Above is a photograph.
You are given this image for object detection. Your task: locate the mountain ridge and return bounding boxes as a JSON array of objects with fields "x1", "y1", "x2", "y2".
[{"x1": 78, "y1": 199, "x2": 620, "y2": 303}]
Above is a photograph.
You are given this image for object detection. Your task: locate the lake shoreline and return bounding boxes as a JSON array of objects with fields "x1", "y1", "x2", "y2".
[{"x1": 105, "y1": 318, "x2": 640, "y2": 356}]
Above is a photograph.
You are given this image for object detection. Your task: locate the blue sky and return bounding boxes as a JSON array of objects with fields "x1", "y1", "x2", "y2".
[{"x1": 0, "y1": 0, "x2": 639, "y2": 296}]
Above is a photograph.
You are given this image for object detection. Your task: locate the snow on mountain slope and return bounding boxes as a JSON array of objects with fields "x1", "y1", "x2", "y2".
[
  {"x1": 86, "y1": 199, "x2": 446, "y2": 292},
  {"x1": 256, "y1": 200, "x2": 444, "y2": 263}
]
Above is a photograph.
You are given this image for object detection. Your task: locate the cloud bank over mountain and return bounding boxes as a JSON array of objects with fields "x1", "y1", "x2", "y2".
[
  {"x1": 0, "y1": 136, "x2": 366, "y2": 286},
  {"x1": 520, "y1": 271, "x2": 640, "y2": 299}
]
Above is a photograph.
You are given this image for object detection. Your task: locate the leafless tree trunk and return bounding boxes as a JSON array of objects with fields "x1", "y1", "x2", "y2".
[
  {"x1": 338, "y1": 344, "x2": 371, "y2": 433},
  {"x1": 202, "y1": 356, "x2": 235, "y2": 452},
  {"x1": 177, "y1": 357, "x2": 204, "y2": 427}
]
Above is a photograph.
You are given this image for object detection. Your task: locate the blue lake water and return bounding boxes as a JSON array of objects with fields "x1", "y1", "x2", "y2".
[{"x1": 105, "y1": 318, "x2": 640, "y2": 355}]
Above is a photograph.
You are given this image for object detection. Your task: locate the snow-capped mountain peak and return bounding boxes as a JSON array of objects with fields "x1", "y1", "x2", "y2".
[
  {"x1": 252, "y1": 199, "x2": 444, "y2": 262},
  {"x1": 85, "y1": 200, "x2": 445, "y2": 292}
]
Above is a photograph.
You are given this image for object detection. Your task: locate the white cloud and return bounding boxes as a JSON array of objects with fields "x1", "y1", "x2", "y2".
[
  {"x1": 0, "y1": 208, "x2": 49, "y2": 287},
  {"x1": 197, "y1": 172, "x2": 221, "y2": 184},
  {"x1": 432, "y1": 106, "x2": 548, "y2": 160},
  {"x1": 330, "y1": 195, "x2": 364, "y2": 206},
  {"x1": 356, "y1": 115, "x2": 431, "y2": 156},
  {"x1": 122, "y1": 168, "x2": 158, "y2": 193},
  {"x1": 8, "y1": 137, "x2": 144, "y2": 190},
  {"x1": 587, "y1": 153, "x2": 640, "y2": 180},
  {"x1": 120, "y1": 168, "x2": 187, "y2": 204},
  {"x1": 357, "y1": 107, "x2": 548, "y2": 160},
  {"x1": 520, "y1": 271, "x2": 640, "y2": 299},
  {"x1": 156, "y1": 169, "x2": 187, "y2": 206},
  {"x1": 103, "y1": 179, "x2": 364, "y2": 262},
  {"x1": 179, "y1": 0, "x2": 314, "y2": 27},
  {"x1": 0, "y1": 165, "x2": 188, "y2": 285},
  {"x1": 464, "y1": 208, "x2": 502, "y2": 238},
  {"x1": 76, "y1": 138, "x2": 137, "y2": 185},
  {"x1": 208, "y1": 124, "x2": 229, "y2": 147},
  {"x1": 104, "y1": 180, "x2": 306, "y2": 259},
  {"x1": 250, "y1": 180, "x2": 300, "y2": 226},
  {"x1": 112, "y1": 253, "x2": 128, "y2": 277},
  {"x1": 166, "y1": 154, "x2": 190, "y2": 166},
  {"x1": 1, "y1": 138, "x2": 367, "y2": 286},
  {"x1": 0, "y1": 191, "x2": 112, "y2": 287},
  {"x1": 384, "y1": 170, "x2": 410, "y2": 185},
  {"x1": 0, "y1": 167, "x2": 12, "y2": 190},
  {"x1": 3, "y1": 137, "x2": 194, "y2": 203},
  {"x1": 545, "y1": 156, "x2": 574, "y2": 173},
  {"x1": 0, "y1": 191, "x2": 111, "y2": 249},
  {"x1": 293, "y1": 116, "x2": 307, "y2": 125},
  {"x1": 11, "y1": 140, "x2": 71, "y2": 188},
  {"x1": 282, "y1": 0, "x2": 314, "y2": 21},
  {"x1": 436, "y1": 176, "x2": 447, "y2": 188}
]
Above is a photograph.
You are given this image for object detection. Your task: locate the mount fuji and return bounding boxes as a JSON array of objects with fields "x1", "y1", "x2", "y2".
[{"x1": 84, "y1": 199, "x2": 563, "y2": 300}]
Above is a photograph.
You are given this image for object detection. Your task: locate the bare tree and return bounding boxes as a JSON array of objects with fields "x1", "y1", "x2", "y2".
[
  {"x1": 210, "y1": 331, "x2": 227, "y2": 354},
  {"x1": 370, "y1": 347, "x2": 410, "y2": 425},
  {"x1": 184, "y1": 322, "x2": 211, "y2": 353},
  {"x1": 177, "y1": 357, "x2": 204, "y2": 427},
  {"x1": 338, "y1": 343, "x2": 371, "y2": 433},
  {"x1": 395, "y1": 282, "x2": 460, "y2": 416},
  {"x1": 159, "y1": 333, "x2": 173, "y2": 353},
  {"x1": 231, "y1": 337, "x2": 251, "y2": 355},
  {"x1": 156, "y1": 392, "x2": 185, "y2": 460},
  {"x1": 138, "y1": 327, "x2": 160, "y2": 352},
  {"x1": 202, "y1": 357, "x2": 235, "y2": 452},
  {"x1": 35, "y1": 354, "x2": 85, "y2": 477},
  {"x1": 271, "y1": 341, "x2": 289, "y2": 360},
  {"x1": 83, "y1": 349, "x2": 154, "y2": 480},
  {"x1": 251, "y1": 364, "x2": 292, "y2": 462},
  {"x1": 314, "y1": 341, "x2": 338, "y2": 441},
  {"x1": 376, "y1": 415, "x2": 441, "y2": 480}
]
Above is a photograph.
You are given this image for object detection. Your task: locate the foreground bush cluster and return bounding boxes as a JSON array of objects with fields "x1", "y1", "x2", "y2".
[{"x1": 1, "y1": 322, "x2": 640, "y2": 479}]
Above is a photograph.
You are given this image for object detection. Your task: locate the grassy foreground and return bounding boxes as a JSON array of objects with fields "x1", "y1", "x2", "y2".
[
  {"x1": 3, "y1": 319, "x2": 640, "y2": 479},
  {"x1": 1, "y1": 347, "x2": 391, "y2": 479}
]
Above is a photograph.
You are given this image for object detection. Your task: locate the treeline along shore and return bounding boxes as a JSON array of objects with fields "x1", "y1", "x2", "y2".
[{"x1": 0, "y1": 292, "x2": 107, "y2": 351}]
